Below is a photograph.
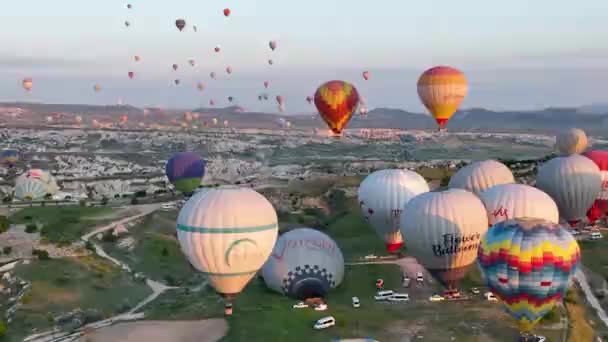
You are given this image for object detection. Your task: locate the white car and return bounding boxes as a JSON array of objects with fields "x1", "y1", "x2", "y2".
[
  {"x1": 352, "y1": 296, "x2": 360, "y2": 308},
  {"x1": 293, "y1": 301, "x2": 308, "y2": 309},
  {"x1": 591, "y1": 231, "x2": 603, "y2": 240},
  {"x1": 364, "y1": 254, "x2": 378, "y2": 260},
  {"x1": 388, "y1": 293, "x2": 410, "y2": 302},
  {"x1": 535, "y1": 336, "x2": 546, "y2": 342},
  {"x1": 314, "y1": 303, "x2": 328, "y2": 311},
  {"x1": 429, "y1": 294, "x2": 445, "y2": 302},
  {"x1": 485, "y1": 292, "x2": 498, "y2": 301},
  {"x1": 313, "y1": 316, "x2": 336, "y2": 330},
  {"x1": 416, "y1": 272, "x2": 424, "y2": 282},
  {"x1": 374, "y1": 290, "x2": 394, "y2": 301},
  {"x1": 470, "y1": 288, "x2": 480, "y2": 294}
]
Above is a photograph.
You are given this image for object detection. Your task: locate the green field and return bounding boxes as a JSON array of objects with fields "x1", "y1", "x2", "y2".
[
  {"x1": 10, "y1": 207, "x2": 113, "y2": 245},
  {"x1": 4, "y1": 256, "x2": 151, "y2": 341}
]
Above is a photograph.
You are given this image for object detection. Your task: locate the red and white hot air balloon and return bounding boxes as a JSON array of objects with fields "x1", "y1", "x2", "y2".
[{"x1": 583, "y1": 150, "x2": 608, "y2": 221}]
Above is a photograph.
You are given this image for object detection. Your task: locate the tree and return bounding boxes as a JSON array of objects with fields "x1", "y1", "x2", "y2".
[
  {"x1": 2, "y1": 196, "x2": 11, "y2": 203},
  {"x1": 25, "y1": 223, "x2": 38, "y2": 233},
  {"x1": 100, "y1": 196, "x2": 109, "y2": 206},
  {"x1": 3, "y1": 246, "x2": 12, "y2": 255},
  {"x1": 79, "y1": 199, "x2": 87, "y2": 207},
  {"x1": 161, "y1": 247, "x2": 169, "y2": 257},
  {"x1": 0, "y1": 216, "x2": 9, "y2": 234},
  {"x1": 440, "y1": 176, "x2": 451, "y2": 187},
  {"x1": 130, "y1": 197, "x2": 139, "y2": 205},
  {"x1": 0, "y1": 320, "x2": 7, "y2": 338},
  {"x1": 101, "y1": 230, "x2": 117, "y2": 243},
  {"x1": 32, "y1": 249, "x2": 50, "y2": 260},
  {"x1": 85, "y1": 240, "x2": 95, "y2": 251}
]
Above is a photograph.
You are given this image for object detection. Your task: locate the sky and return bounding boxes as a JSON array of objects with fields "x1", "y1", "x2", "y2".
[{"x1": 0, "y1": 0, "x2": 607, "y2": 113}]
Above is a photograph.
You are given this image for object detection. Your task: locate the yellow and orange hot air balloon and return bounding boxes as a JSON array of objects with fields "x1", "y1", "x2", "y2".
[
  {"x1": 22, "y1": 78, "x2": 33, "y2": 92},
  {"x1": 314, "y1": 80, "x2": 359, "y2": 135},
  {"x1": 94, "y1": 84, "x2": 102, "y2": 93},
  {"x1": 417, "y1": 66, "x2": 468, "y2": 129}
]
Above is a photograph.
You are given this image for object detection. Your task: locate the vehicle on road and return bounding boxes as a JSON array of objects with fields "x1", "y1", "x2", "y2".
[
  {"x1": 388, "y1": 293, "x2": 410, "y2": 302},
  {"x1": 485, "y1": 292, "x2": 498, "y2": 301},
  {"x1": 293, "y1": 302, "x2": 308, "y2": 309},
  {"x1": 429, "y1": 294, "x2": 445, "y2": 302},
  {"x1": 314, "y1": 303, "x2": 328, "y2": 311},
  {"x1": 470, "y1": 287, "x2": 480, "y2": 294},
  {"x1": 590, "y1": 231, "x2": 603, "y2": 240},
  {"x1": 364, "y1": 254, "x2": 378, "y2": 260},
  {"x1": 313, "y1": 316, "x2": 336, "y2": 330},
  {"x1": 374, "y1": 290, "x2": 394, "y2": 301},
  {"x1": 352, "y1": 296, "x2": 360, "y2": 308},
  {"x1": 402, "y1": 275, "x2": 410, "y2": 288}
]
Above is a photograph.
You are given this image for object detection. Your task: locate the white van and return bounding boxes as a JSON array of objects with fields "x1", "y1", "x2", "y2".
[
  {"x1": 388, "y1": 293, "x2": 410, "y2": 302},
  {"x1": 374, "y1": 290, "x2": 394, "y2": 301},
  {"x1": 591, "y1": 231, "x2": 603, "y2": 240},
  {"x1": 313, "y1": 316, "x2": 336, "y2": 330}
]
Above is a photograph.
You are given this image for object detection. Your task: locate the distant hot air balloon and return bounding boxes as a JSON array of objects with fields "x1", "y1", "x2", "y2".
[
  {"x1": 125, "y1": 21, "x2": 130, "y2": 27},
  {"x1": 74, "y1": 116, "x2": 82, "y2": 124},
  {"x1": 197, "y1": 82, "x2": 204, "y2": 91},
  {"x1": 448, "y1": 160, "x2": 515, "y2": 196},
  {"x1": 276, "y1": 95, "x2": 284, "y2": 105},
  {"x1": 1, "y1": 149, "x2": 19, "y2": 168},
  {"x1": 228, "y1": 96, "x2": 234, "y2": 103},
  {"x1": 264, "y1": 81, "x2": 269, "y2": 88},
  {"x1": 583, "y1": 150, "x2": 608, "y2": 220},
  {"x1": 362, "y1": 71, "x2": 370, "y2": 80},
  {"x1": 127, "y1": 4, "x2": 132, "y2": 9},
  {"x1": 479, "y1": 184, "x2": 559, "y2": 227},
  {"x1": 223, "y1": 8, "x2": 231, "y2": 17},
  {"x1": 359, "y1": 107, "x2": 368, "y2": 116},
  {"x1": 210, "y1": 72, "x2": 216, "y2": 80},
  {"x1": 212, "y1": 118, "x2": 218, "y2": 125},
  {"x1": 314, "y1": 80, "x2": 360, "y2": 135},
  {"x1": 269, "y1": 40, "x2": 277, "y2": 51},
  {"x1": 262, "y1": 228, "x2": 344, "y2": 299},
  {"x1": 536, "y1": 154, "x2": 602, "y2": 226},
  {"x1": 175, "y1": 19, "x2": 186, "y2": 31},
  {"x1": 134, "y1": 55, "x2": 141, "y2": 62},
  {"x1": 173, "y1": 64, "x2": 178, "y2": 71},
  {"x1": 120, "y1": 115, "x2": 128, "y2": 125},
  {"x1": 223, "y1": 120, "x2": 229, "y2": 128},
  {"x1": 22, "y1": 78, "x2": 33, "y2": 92},
  {"x1": 306, "y1": 96, "x2": 313, "y2": 104},
  {"x1": 278, "y1": 104, "x2": 286, "y2": 113},
  {"x1": 183, "y1": 112, "x2": 193, "y2": 123},
  {"x1": 210, "y1": 100, "x2": 215, "y2": 106},
  {"x1": 417, "y1": 66, "x2": 468, "y2": 129},
  {"x1": 478, "y1": 218, "x2": 580, "y2": 332},
  {"x1": 189, "y1": 59, "x2": 195, "y2": 67},
  {"x1": 166, "y1": 152, "x2": 206, "y2": 194},
  {"x1": 358, "y1": 170, "x2": 430, "y2": 253},
  {"x1": 94, "y1": 84, "x2": 102, "y2": 92},
  {"x1": 268, "y1": 59, "x2": 274, "y2": 65},
  {"x1": 128, "y1": 71, "x2": 134, "y2": 79},
  {"x1": 215, "y1": 45, "x2": 221, "y2": 53},
  {"x1": 400, "y1": 189, "x2": 488, "y2": 292},
  {"x1": 177, "y1": 187, "x2": 278, "y2": 314},
  {"x1": 193, "y1": 25, "x2": 197, "y2": 32},
  {"x1": 174, "y1": 79, "x2": 180, "y2": 85},
  {"x1": 556, "y1": 128, "x2": 588, "y2": 156},
  {"x1": 226, "y1": 66, "x2": 232, "y2": 74}
]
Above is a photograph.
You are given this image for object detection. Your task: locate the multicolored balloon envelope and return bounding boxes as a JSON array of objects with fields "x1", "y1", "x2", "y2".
[
  {"x1": 417, "y1": 66, "x2": 468, "y2": 129},
  {"x1": 262, "y1": 228, "x2": 344, "y2": 299},
  {"x1": 1, "y1": 149, "x2": 18, "y2": 168},
  {"x1": 165, "y1": 152, "x2": 206, "y2": 194},
  {"x1": 478, "y1": 218, "x2": 580, "y2": 332},
  {"x1": 314, "y1": 80, "x2": 360, "y2": 134}
]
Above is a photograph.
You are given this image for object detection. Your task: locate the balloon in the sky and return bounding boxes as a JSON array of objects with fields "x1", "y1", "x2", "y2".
[
  {"x1": 174, "y1": 79, "x2": 180, "y2": 85},
  {"x1": 268, "y1": 59, "x2": 274, "y2": 65},
  {"x1": 120, "y1": 115, "x2": 128, "y2": 125},
  {"x1": 555, "y1": 128, "x2": 588, "y2": 156},
  {"x1": 74, "y1": 116, "x2": 82, "y2": 124},
  {"x1": 448, "y1": 160, "x2": 515, "y2": 196},
  {"x1": 166, "y1": 152, "x2": 206, "y2": 194},
  {"x1": 223, "y1": 8, "x2": 231, "y2": 17},
  {"x1": 362, "y1": 71, "x2": 370, "y2": 80},
  {"x1": 172, "y1": 64, "x2": 178, "y2": 71},
  {"x1": 175, "y1": 19, "x2": 186, "y2": 31},
  {"x1": 1, "y1": 149, "x2": 18, "y2": 168},
  {"x1": 306, "y1": 96, "x2": 313, "y2": 104},
  {"x1": 582, "y1": 150, "x2": 608, "y2": 219},
  {"x1": 125, "y1": 21, "x2": 130, "y2": 27},
  {"x1": 197, "y1": 82, "x2": 204, "y2": 91},
  {"x1": 276, "y1": 95, "x2": 284, "y2": 105},
  {"x1": 228, "y1": 96, "x2": 234, "y2": 103},
  {"x1": 22, "y1": 78, "x2": 33, "y2": 92},
  {"x1": 94, "y1": 84, "x2": 101, "y2": 92},
  {"x1": 127, "y1": 4, "x2": 132, "y2": 9},
  {"x1": 417, "y1": 66, "x2": 468, "y2": 129},
  {"x1": 212, "y1": 118, "x2": 218, "y2": 125},
  {"x1": 400, "y1": 189, "x2": 488, "y2": 290},
  {"x1": 536, "y1": 154, "x2": 601, "y2": 226},
  {"x1": 128, "y1": 71, "x2": 134, "y2": 79},
  {"x1": 210, "y1": 100, "x2": 215, "y2": 106},
  {"x1": 177, "y1": 187, "x2": 278, "y2": 314},
  {"x1": 269, "y1": 40, "x2": 277, "y2": 51},
  {"x1": 210, "y1": 72, "x2": 216, "y2": 80},
  {"x1": 193, "y1": 25, "x2": 197, "y2": 32},
  {"x1": 479, "y1": 184, "x2": 559, "y2": 226},
  {"x1": 278, "y1": 104, "x2": 286, "y2": 113},
  {"x1": 215, "y1": 45, "x2": 221, "y2": 53},
  {"x1": 358, "y1": 169, "x2": 430, "y2": 252},
  {"x1": 223, "y1": 120, "x2": 229, "y2": 128},
  {"x1": 226, "y1": 66, "x2": 232, "y2": 74},
  {"x1": 478, "y1": 218, "x2": 580, "y2": 332},
  {"x1": 189, "y1": 59, "x2": 195, "y2": 67},
  {"x1": 264, "y1": 81, "x2": 269, "y2": 88},
  {"x1": 134, "y1": 55, "x2": 141, "y2": 62},
  {"x1": 314, "y1": 80, "x2": 360, "y2": 134},
  {"x1": 262, "y1": 228, "x2": 344, "y2": 299}
]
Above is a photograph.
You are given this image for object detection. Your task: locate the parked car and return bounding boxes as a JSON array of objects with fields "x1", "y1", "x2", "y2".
[
  {"x1": 314, "y1": 303, "x2": 328, "y2": 311},
  {"x1": 388, "y1": 293, "x2": 410, "y2": 302},
  {"x1": 470, "y1": 287, "x2": 480, "y2": 294},
  {"x1": 416, "y1": 272, "x2": 424, "y2": 282},
  {"x1": 429, "y1": 294, "x2": 445, "y2": 302},
  {"x1": 485, "y1": 292, "x2": 498, "y2": 301},
  {"x1": 402, "y1": 275, "x2": 411, "y2": 288},
  {"x1": 374, "y1": 290, "x2": 394, "y2": 301},
  {"x1": 293, "y1": 301, "x2": 308, "y2": 309},
  {"x1": 364, "y1": 254, "x2": 378, "y2": 260},
  {"x1": 591, "y1": 231, "x2": 603, "y2": 240},
  {"x1": 352, "y1": 296, "x2": 360, "y2": 308},
  {"x1": 313, "y1": 316, "x2": 336, "y2": 330}
]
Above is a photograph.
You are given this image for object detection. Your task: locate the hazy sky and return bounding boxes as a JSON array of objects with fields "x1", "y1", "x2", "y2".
[{"x1": 1, "y1": 0, "x2": 607, "y2": 112}]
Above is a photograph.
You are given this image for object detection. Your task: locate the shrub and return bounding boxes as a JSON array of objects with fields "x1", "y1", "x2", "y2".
[
  {"x1": 0, "y1": 321, "x2": 7, "y2": 338},
  {"x1": 161, "y1": 247, "x2": 169, "y2": 257},
  {"x1": 3, "y1": 246, "x2": 12, "y2": 254},
  {"x1": 32, "y1": 249, "x2": 50, "y2": 260},
  {"x1": 440, "y1": 176, "x2": 451, "y2": 187},
  {"x1": 101, "y1": 197, "x2": 109, "y2": 205},
  {"x1": 25, "y1": 223, "x2": 38, "y2": 233},
  {"x1": 85, "y1": 240, "x2": 95, "y2": 251},
  {"x1": 101, "y1": 230, "x2": 117, "y2": 243},
  {"x1": 0, "y1": 216, "x2": 9, "y2": 233},
  {"x1": 565, "y1": 288, "x2": 578, "y2": 304}
]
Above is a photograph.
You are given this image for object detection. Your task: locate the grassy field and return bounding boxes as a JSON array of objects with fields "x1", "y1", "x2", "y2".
[
  {"x1": 5, "y1": 256, "x2": 151, "y2": 342},
  {"x1": 10, "y1": 207, "x2": 113, "y2": 245}
]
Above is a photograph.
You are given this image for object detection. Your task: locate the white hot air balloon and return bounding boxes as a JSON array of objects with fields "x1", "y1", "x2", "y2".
[
  {"x1": 536, "y1": 154, "x2": 601, "y2": 226},
  {"x1": 176, "y1": 187, "x2": 278, "y2": 314},
  {"x1": 448, "y1": 160, "x2": 515, "y2": 196},
  {"x1": 212, "y1": 118, "x2": 218, "y2": 126},
  {"x1": 479, "y1": 184, "x2": 559, "y2": 227},
  {"x1": 358, "y1": 169, "x2": 430, "y2": 253},
  {"x1": 400, "y1": 189, "x2": 488, "y2": 292},
  {"x1": 14, "y1": 169, "x2": 59, "y2": 200},
  {"x1": 223, "y1": 120, "x2": 229, "y2": 128},
  {"x1": 262, "y1": 228, "x2": 344, "y2": 299},
  {"x1": 555, "y1": 128, "x2": 588, "y2": 156}
]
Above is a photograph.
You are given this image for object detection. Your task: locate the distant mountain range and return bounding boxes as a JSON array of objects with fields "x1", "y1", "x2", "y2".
[{"x1": 1, "y1": 102, "x2": 607, "y2": 134}]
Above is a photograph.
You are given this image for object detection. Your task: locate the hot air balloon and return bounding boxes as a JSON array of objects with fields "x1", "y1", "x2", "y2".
[
  {"x1": 127, "y1": 4, "x2": 132, "y2": 9},
  {"x1": 215, "y1": 45, "x2": 221, "y2": 53},
  {"x1": 120, "y1": 115, "x2": 128, "y2": 125},
  {"x1": 358, "y1": 170, "x2": 430, "y2": 253},
  {"x1": 228, "y1": 96, "x2": 234, "y2": 103},
  {"x1": 400, "y1": 189, "x2": 488, "y2": 292},
  {"x1": 362, "y1": 71, "x2": 370, "y2": 80},
  {"x1": 306, "y1": 96, "x2": 313, "y2": 104},
  {"x1": 268, "y1": 59, "x2": 274, "y2": 65},
  {"x1": 193, "y1": 25, "x2": 197, "y2": 32},
  {"x1": 278, "y1": 104, "x2": 286, "y2": 113},
  {"x1": 269, "y1": 40, "x2": 277, "y2": 51},
  {"x1": 479, "y1": 184, "x2": 559, "y2": 227},
  {"x1": 478, "y1": 218, "x2": 580, "y2": 332},
  {"x1": 74, "y1": 116, "x2": 83, "y2": 124},
  {"x1": 276, "y1": 95, "x2": 284, "y2": 105},
  {"x1": 1, "y1": 149, "x2": 18, "y2": 168},
  {"x1": 172, "y1": 64, "x2": 178, "y2": 71},
  {"x1": 536, "y1": 154, "x2": 602, "y2": 226},
  {"x1": 448, "y1": 160, "x2": 515, "y2": 196},
  {"x1": 125, "y1": 21, "x2": 130, "y2": 27},
  {"x1": 22, "y1": 78, "x2": 33, "y2": 92},
  {"x1": 189, "y1": 59, "x2": 196, "y2": 67},
  {"x1": 177, "y1": 187, "x2": 278, "y2": 314},
  {"x1": 314, "y1": 80, "x2": 360, "y2": 135},
  {"x1": 166, "y1": 152, "x2": 206, "y2": 194},
  {"x1": 210, "y1": 72, "x2": 216, "y2": 80},
  {"x1": 134, "y1": 55, "x2": 141, "y2": 62},
  {"x1": 223, "y1": 120, "x2": 229, "y2": 128},
  {"x1": 128, "y1": 71, "x2": 134, "y2": 79},
  {"x1": 175, "y1": 19, "x2": 186, "y2": 31},
  {"x1": 262, "y1": 228, "x2": 344, "y2": 299},
  {"x1": 94, "y1": 84, "x2": 102, "y2": 92},
  {"x1": 223, "y1": 8, "x2": 231, "y2": 17},
  {"x1": 264, "y1": 81, "x2": 269, "y2": 89},
  {"x1": 359, "y1": 107, "x2": 368, "y2": 116},
  {"x1": 174, "y1": 79, "x2": 180, "y2": 85},
  {"x1": 210, "y1": 100, "x2": 215, "y2": 106},
  {"x1": 582, "y1": 150, "x2": 608, "y2": 219},
  {"x1": 226, "y1": 66, "x2": 232, "y2": 74},
  {"x1": 197, "y1": 82, "x2": 204, "y2": 91},
  {"x1": 417, "y1": 66, "x2": 468, "y2": 130},
  {"x1": 212, "y1": 118, "x2": 218, "y2": 125},
  {"x1": 14, "y1": 169, "x2": 59, "y2": 200},
  {"x1": 555, "y1": 128, "x2": 588, "y2": 156}
]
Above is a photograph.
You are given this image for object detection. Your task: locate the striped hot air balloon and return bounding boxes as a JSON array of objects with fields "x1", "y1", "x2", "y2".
[
  {"x1": 448, "y1": 160, "x2": 515, "y2": 196},
  {"x1": 314, "y1": 80, "x2": 360, "y2": 135},
  {"x1": 166, "y1": 152, "x2": 206, "y2": 194},
  {"x1": 417, "y1": 66, "x2": 468, "y2": 129},
  {"x1": 478, "y1": 218, "x2": 580, "y2": 332}
]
